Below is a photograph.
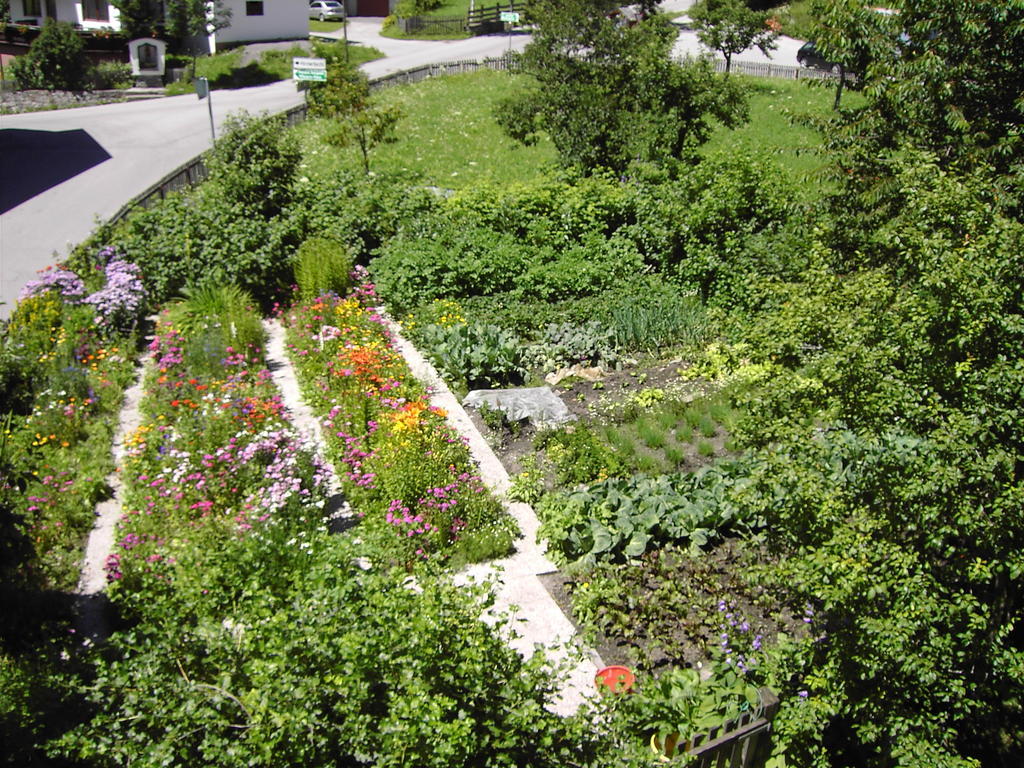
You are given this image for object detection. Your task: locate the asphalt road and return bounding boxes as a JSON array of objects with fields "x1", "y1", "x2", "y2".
[
  {"x1": 0, "y1": 26, "x2": 533, "y2": 318},
  {"x1": 0, "y1": 81, "x2": 306, "y2": 317}
]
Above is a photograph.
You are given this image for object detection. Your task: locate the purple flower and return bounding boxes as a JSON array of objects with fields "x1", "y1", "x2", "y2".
[
  {"x1": 85, "y1": 254, "x2": 147, "y2": 332},
  {"x1": 19, "y1": 267, "x2": 86, "y2": 303}
]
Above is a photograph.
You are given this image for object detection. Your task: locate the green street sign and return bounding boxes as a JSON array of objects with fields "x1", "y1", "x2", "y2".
[{"x1": 293, "y1": 57, "x2": 327, "y2": 82}]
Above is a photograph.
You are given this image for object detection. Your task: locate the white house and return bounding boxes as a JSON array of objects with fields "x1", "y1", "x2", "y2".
[
  {"x1": 8, "y1": 0, "x2": 309, "y2": 52},
  {"x1": 210, "y1": 0, "x2": 309, "y2": 51},
  {"x1": 10, "y1": 0, "x2": 121, "y2": 31}
]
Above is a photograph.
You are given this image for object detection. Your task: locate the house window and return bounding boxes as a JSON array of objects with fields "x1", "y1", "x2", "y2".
[
  {"x1": 245, "y1": 1, "x2": 263, "y2": 15},
  {"x1": 22, "y1": 0, "x2": 41, "y2": 16},
  {"x1": 82, "y1": 0, "x2": 110, "y2": 21}
]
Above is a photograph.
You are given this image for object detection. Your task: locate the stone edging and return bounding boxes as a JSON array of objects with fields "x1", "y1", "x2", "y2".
[{"x1": 74, "y1": 356, "x2": 148, "y2": 643}]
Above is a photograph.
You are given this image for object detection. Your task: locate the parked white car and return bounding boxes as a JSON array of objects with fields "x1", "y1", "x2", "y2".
[{"x1": 309, "y1": 0, "x2": 345, "y2": 21}]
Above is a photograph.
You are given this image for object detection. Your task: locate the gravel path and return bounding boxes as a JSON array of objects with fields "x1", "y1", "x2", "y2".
[
  {"x1": 74, "y1": 357, "x2": 147, "y2": 643},
  {"x1": 378, "y1": 313, "x2": 602, "y2": 716}
]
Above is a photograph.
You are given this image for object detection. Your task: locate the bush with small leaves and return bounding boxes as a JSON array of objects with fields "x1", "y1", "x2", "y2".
[{"x1": 10, "y1": 20, "x2": 88, "y2": 92}]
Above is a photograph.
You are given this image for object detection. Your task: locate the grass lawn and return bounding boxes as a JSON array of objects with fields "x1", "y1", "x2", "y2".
[
  {"x1": 378, "y1": 0, "x2": 477, "y2": 40},
  {"x1": 421, "y1": 0, "x2": 471, "y2": 17},
  {"x1": 296, "y1": 69, "x2": 557, "y2": 187},
  {"x1": 296, "y1": 69, "x2": 849, "y2": 190},
  {"x1": 701, "y1": 75, "x2": 864, "y2": 193}
]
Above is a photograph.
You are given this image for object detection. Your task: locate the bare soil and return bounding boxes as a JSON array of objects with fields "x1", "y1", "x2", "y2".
[
  {"x1": 465, "y1": 356, "x2": 721, "y2": 477},
  {"x1": 465, "y1": 356, "x2": 801, "y2": 675}
]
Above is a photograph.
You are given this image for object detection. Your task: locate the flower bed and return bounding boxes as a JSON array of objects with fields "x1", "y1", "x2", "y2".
[
  {"x1": 2, "y1": 250, "x2": 143, "y2": 593},
  {"x1": 107, "y1": 314, "x2": 332, "y2": 617},
  {"x1": 53, "y1": 288, "x2": 614, "y2": 767},
  {"x1": 281, "y1": 280, "x2": 516, "y2": 568}
]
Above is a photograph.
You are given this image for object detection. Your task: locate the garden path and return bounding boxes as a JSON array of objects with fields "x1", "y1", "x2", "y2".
[
  {"x1": 262, "y1": 318, "x2": 343, "y2": 499},
  {"x1": 73, "y1": 318, "x2": 599, "y2": 714},
  {"x1": 74, "y1": 356, "x2": 148, "y2": 643},
  {"x1": 263, "y1": 314, "x2": 603, "y2": 715}
]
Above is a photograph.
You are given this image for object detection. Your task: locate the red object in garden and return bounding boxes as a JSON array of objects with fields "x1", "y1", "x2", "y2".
[{"x1": 594, "y1": 665, "x2": 635, "y2": 694}]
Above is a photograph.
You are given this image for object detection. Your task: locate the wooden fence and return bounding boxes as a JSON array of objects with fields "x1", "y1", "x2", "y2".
[
  {"x1": 396, "y1": 1, "x2": 524, "y2": 37},
  {"x1": 467, "y1": 1, "x2": 524, "y2": 34},
  {"x1": 684, "y1": 687, "x2": 781, "y2": 767},
  {"x1": 396, "y1": 14, "x2": 467, "y2": 36},
  {"x1": 712, "y1": 58, "x2": 853, "y2": 83}
]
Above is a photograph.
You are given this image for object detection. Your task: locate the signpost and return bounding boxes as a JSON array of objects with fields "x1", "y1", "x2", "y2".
[
  {"x1": 292, "y1": 57, "x2": 328, "y2": 83},
  {"x1": 500, "y1": 11, "x2": 519, "y2": 55},
  {"x1": 195, "y1": 76, "x2": 215, "y2": 143}
]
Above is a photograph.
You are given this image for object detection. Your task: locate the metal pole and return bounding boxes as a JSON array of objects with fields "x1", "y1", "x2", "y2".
[{"x1": 203, "y1": 78, "x2": 216, "y2": 143}]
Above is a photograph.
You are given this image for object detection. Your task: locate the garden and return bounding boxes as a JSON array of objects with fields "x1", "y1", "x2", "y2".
[{"x1": 3, "y1": 4, "x2": 1024, "y2": 766}]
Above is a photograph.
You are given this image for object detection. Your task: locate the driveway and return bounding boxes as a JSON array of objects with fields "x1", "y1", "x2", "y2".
[
  {"x1": 0, "y1": 80, "x2": 306, "y2": 318},
  {"x1": 318, "y1": 19, "x2": 530, "y2": 78}
]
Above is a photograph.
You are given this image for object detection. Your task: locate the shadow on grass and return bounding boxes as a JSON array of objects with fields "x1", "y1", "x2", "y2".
[{"x1": 208, "y1": 61, "x2": 283, "y2": 90}]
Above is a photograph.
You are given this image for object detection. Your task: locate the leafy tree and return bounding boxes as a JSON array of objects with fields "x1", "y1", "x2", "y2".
[
  {"x1": 205, "y1": 112, "x2": 302, "y2": 217},
  {"x1": 689, "y1": 0, "x2": 779, "y2": 73},
  {"x1": 110, "y1": 0, "x2": 165, "y2": 39},
  {"x1": 9, "y1": 19, "x2": 88, "y2": 91},
  {"x1": 735, "y1": 157, "x2": 1024, "y2": 767},
  {"x1": 634, "y1": 0, "x2": 663, "y2": 19},
  {"x1": 165, "y1": 0, "x2": 232, "y2": 51},
  {"x1": 307, "y1": 61, "x2": 402, "y2": 175},
  {"x1": 811, "y1": 0, "x2": 1024, "y2": 176},
  {"x1": 497, "y1": 0, "x2": 748, "y2": 175}
]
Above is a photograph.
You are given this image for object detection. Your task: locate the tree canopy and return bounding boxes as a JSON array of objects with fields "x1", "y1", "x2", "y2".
[
  {"x1": 689, "y1": 0, "x2": 780, "y2": 73},
  {"x1": 497, "y1": 0, "x2": 747, "y2": 175},
  {"x1": 812, "y1": 0, "x2": 1024, "y2": 176}
]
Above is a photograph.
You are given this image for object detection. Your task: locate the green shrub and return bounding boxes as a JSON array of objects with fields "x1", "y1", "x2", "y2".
[
  {"x1": 89, "y1": 60, "x2": 133, "y2": 90},
  {"x1": 445, "y1": 173, "x2": 636, "y2": 248},
  {"x1": 375, "y1": 228, "x2": 646, "y2": 317},
  {"x1": 394, "y1": 0, "x2": 442, "y2": 15},
  {"x1": 294, "y1": 237, "x2": 354, "y2": 301},
  {"x1": 10, "y1": 20, "x2": 87, "y2": 91},
  {"x1": 373, "y1": 225, "x2": 528, "y2": 314},
  {"x1": 534, "y1": 424, "x2": 625, "y2": 487},
  {"x1": 206, "y1": 112, "x2": 301, "y2": 217},
  {"x1": 288, "y1": 171, "x2": 438, "y2": 260},
  {"x1": 417, "y1": 322, "x2": 526, "y2": 391},
  {"x1": 535, "y1": 455, "x2": 763, "y2": 566},
  {"x1": 625, "y1": 151, "x2": 791, "y2": 304},
  {"x1": 56, "y1": 522, "x2": 598, "y2": 766},
  {"x1": 84, "y1": 191, "x2": 297, "y2": 307},
  {"x1": 524, "y1": 320, "x2": 620, "y2": 373},
  {"x1": 69, "y1": 170, "x2": 432, "y2": 309},
  {"x1": 164, "y1": 284, "x2": 264, "y2": 377},
  {"x1": 513, "y1": 234, "x2": 647, "y2": 303}
]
